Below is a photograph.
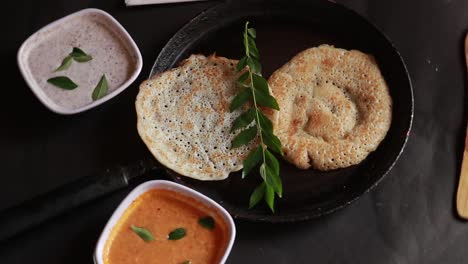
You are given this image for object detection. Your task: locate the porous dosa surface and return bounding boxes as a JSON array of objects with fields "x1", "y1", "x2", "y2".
[
  {"x1": 136, "y1": 55, "x2": 255, "y2": 180},
  {"x1": 268, "y1": 45, "x2": 392, "y2": 170}
]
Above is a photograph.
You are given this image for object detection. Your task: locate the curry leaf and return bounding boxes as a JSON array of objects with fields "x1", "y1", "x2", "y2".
[
  {"x1": 264, "y1": 185, "x2": 275, "y2": 212},
  {"x1": 257, "y1": 111, "x2": 273, "y2": 133},
  {"x1": 251, "y1": 73, "x2": 269, "y2": 94},
  {"x1": 92, "y1": 74, "x2": 109, "y2": 101},
  {"x1": 70, "y1": 47, "x2": 92, "y2": 62},
  {"x1": 249, "y1": 182, "x2": 266, "y2": 209},
  {"x1": 242, "y1": 146, "x2": 263, "y2": 178},
  {"x1": 262, "y1": 131, "x2": 283, "y2": 155},
  {"x1": 254, "y1": 89, "x2": 279, "y2": 110},
  {"x1": 168, "y1": 228, "x2": 186, "y2": 240},
  {"x1": 247, "y1": 28, "x2": 256, "y2": 38},
  {"x1": 236, "y1": 57, "x2": 248, "y2": 72},
  {"x1": 230, "y1": 88, "x2": 252, "y2": 112},
  {"x1": 54, "y1": 56, "x2": 73, "y2": 72},
  {"x1": 130, "y1": 225, "x2": 154, "y2": 242},
  {"x1": 246, "y1": 57, "x2": 261, "y2": 74},
  {"x1": 47, "y1": 76, "x2": 78, "y2": 90},
  {"x1": 267, "y1": 168, "x2": 283, "y2": 198},
  {"x1": 198, "y1": 216, "x2": 215, "y2": 230},
  {"x1": 231, "y1": 108, "x2": 256, "y2": 132},
  {"x1": 264, "y1": 160, "x2": 282, "y2": 198},
  {"x1": 265, "y1": 149, "x2": 280, "y2": 177},
  {"x1": 231, "y1": 126, "x2": 257, "y2": 149},
  {"x1": 237, "y1": 71, "x2": 249, "y2": 85},
  {"x1": 247, "y1": 37, "x2": 260, "y2": 59}
]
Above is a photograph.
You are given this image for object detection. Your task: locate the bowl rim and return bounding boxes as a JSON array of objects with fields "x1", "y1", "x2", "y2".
[
  {"x1": 93, "y1": 180, "x2": 236, "y2": 264},
  {"x1": 17, "y1": 8, "x2": 143, "y2": 115}
]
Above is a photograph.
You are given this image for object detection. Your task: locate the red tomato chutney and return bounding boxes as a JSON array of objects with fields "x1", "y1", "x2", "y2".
[{"x1": 103, "y1": 189, "x2": 229, "y2": 264}]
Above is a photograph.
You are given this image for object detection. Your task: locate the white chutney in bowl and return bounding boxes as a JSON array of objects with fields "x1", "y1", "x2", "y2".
[{"x1": 18, "y1": 8, "x2": 142, "y2": 114}]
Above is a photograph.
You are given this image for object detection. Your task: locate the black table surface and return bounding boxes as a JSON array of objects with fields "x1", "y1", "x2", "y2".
[{"x1": 1, "y1": 0, "x2": 468, "y2": 263}]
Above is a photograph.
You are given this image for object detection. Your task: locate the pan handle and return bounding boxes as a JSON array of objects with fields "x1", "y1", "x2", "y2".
[{"x1": 0, "y1": 158, "x2": 159, "y2": 243}]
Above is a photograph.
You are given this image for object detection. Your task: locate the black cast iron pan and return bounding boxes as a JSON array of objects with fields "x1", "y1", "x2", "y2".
[
  {"x1": 151, "y1": 0, "x2": 414, "y2": 222},
  {"x1": 0, "y1": 0, "x2": 413, "y2": 242}
]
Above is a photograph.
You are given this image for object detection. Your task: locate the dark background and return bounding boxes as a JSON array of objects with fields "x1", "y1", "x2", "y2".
[{"x1": 1, "y1": 0, "x2": 467, "y2": 263}]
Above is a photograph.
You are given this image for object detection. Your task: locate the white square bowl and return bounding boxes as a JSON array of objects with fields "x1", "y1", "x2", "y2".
[
  {"x1": 94, "y1": 180, "x2": 236, "y2": 264},
  {"x1": 17, "y1": 8, "x2": 143, "y2": 114}
]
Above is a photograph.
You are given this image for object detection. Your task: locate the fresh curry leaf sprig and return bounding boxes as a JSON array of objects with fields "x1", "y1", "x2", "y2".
[{"x1": 230, "y1": 22, "x2": 283, "y2": 212}]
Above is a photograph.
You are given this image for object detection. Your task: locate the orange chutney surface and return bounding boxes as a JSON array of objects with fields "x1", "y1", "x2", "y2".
[{"x1": 103, "y1": 189, "x2": 229, "y2": 264}]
